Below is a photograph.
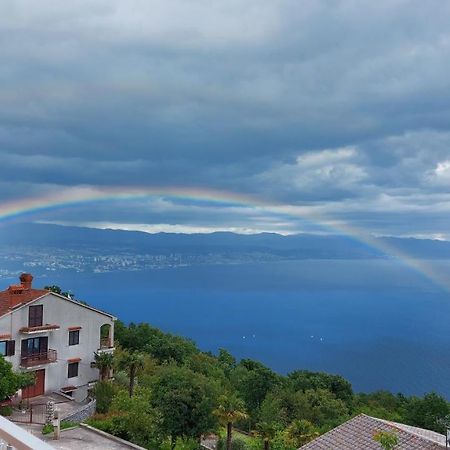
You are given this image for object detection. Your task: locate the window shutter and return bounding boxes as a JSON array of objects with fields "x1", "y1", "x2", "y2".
[
  {"x1": 6, "y1": 340, "x2": 15, "y2": 356},
  {"x1": 28, "y1": 305, "x2": 43, "y2": 327}
]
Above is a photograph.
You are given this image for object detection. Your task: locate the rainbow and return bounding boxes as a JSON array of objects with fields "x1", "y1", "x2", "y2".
[{"x1": 0, "y1": 185, "x2": 449, "y2": 292}]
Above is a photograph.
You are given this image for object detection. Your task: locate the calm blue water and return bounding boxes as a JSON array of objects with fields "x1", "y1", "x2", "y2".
[{"x1": 16, "y1": 259, "x2": 450, "y2": 396}]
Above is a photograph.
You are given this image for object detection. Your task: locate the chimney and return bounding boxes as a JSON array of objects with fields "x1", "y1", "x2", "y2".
[{"x1": 20, "y1": 273, "x2": 33, "y2": 290}]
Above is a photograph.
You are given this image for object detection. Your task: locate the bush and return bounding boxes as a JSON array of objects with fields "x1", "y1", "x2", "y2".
[
  {"x1": 42, "y1": 424, "x2": 53, "y2": 435},
  {"x1": 0, "y1": 405, "x2": 12, "y2": 416},
  {"x1": 160, "y1": 438, "x2": 200, "y2": 450},
  {"x1": 42, "y1": 420, "x2": 78, "y2": 435},
  {"x1": 85, "y1": 413, "x2": 118, "y2": 435},
  {"x1": 93, "y1": 380, "x2": 117, "y2": 414},
  {"x1": 217, "y1": 436, "x2": 249, "y2": 450}
]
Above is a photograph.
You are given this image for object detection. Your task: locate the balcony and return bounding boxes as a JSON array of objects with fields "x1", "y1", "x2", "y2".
[
  {"x1": 19, "y1": 324, "x2": 60, "y2": 334},
  {"x1": 97, "y1": 337, "x2": 115, "y2": 354},
  {"x1": 20, "y1": 349, "x2": 57, "y2": 368}
]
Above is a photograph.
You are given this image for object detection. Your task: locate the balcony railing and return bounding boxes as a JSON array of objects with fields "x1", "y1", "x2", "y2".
[
  {"x1": 20, "y1": 349, "x2": 57, "y2": 368},
  {"x1": 100, "y1": 337, "x2": 113, "y2": 349}
]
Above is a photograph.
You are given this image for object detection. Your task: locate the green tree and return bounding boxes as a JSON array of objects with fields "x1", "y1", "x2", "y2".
[
  {"x1": 231, "y1": 360, "x2": 279, "y2": 417},
  {"x1": 373, "y1": 430, "x2": 398, "y2": 450},
  {"x1": 115, "y1": 322, "x2": 198, "y2": 364},
  {"x1": 187, "y1": 353, "x2": 227, "y2": 381},
  {"x1": 287, "y1": 370, "x2": 353, "y2": 408},
  {"x1": 94, "y1": 351, "x2": 114, "y2": 381},
  {"x1": 151, "y1": 365, "x2": 219, "y2": 449},
  {"x1": 404, "y1": 392, "x2": 450, "y2": 433},
  {"x1": 93, "y1": 380, "x2": 117, "y2": 414},
  {"x1": 217, "y1": 349, "x2": 237, "y2": 377},
  {"x1": 353, "y1": 391, "x2": 406, "y2": 422},
  {"x1": 290, "y1": 388, "x2": 349, "y2": 430},
  {"x1": 283, "y1": 419, "x2": 319, "y2": 447},
  {"x1": 0, "y1": 355, "x2": 34, "y2": 402},
  {"x1": 44, "y1": 284, "x2": 74, "y2": 299},
  {"x1": 118, "y1": 350, "x2": 145, "y2": 397},
  {"x1": 110, "y1": 388, "x2": 163, "y2": 448},
  {"x1": 255, "y1": 419, "x2": 278, "y2": 450},
  {"x1": 214, "y1": 393, "x2": 248, "y2": 450}
]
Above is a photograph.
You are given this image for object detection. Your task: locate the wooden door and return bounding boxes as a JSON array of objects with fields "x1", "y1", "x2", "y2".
[{"x1": 22, "y1": 369, "x2": 45, "y2": 399}]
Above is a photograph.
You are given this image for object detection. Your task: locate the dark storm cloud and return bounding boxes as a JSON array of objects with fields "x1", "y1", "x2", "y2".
[{"x1": 1, "y1": 0, "x2": 450, "y2": 236}]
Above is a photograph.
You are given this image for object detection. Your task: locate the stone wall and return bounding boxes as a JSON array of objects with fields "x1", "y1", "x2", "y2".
[{"x1": 61, "y1": 399, "x2": 96, "y2": 423}]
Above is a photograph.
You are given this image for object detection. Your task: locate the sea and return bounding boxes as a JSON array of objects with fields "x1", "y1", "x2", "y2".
[{"x1": 7, "y1": 259, "x2": 450, "y2": 397}]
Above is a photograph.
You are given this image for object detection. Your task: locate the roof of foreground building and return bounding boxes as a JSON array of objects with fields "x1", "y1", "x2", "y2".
[
  {"x1": 0, "y1": 273, "x2": 116, "y2": 319},
  {"x1": 299, "y1": 413, "x2": 446, "y2": 450}
]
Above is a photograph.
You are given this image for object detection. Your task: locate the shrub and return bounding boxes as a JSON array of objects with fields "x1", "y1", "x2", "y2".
[
  {"x1": 217, "y1": 436, "x2": 249, "y2": 450},
  {"x1": 0, "y1": 405, "x2": 12, "y2": 416},
  {"x1": 93, "y1": 380, "x2": 117, "y2": 414},
  {"x1": 85, "y1": 413, "x2": 119, "y2": 435},
  {"x1": 60, "y1": 421, "x2": 78, "y2": 430},
  {"x1": 373, "y1": 430, "x2": 398, "y2": 450},
  {"x1": 42, "y1": 420, "x2": 78, "y2": 435},
  {"x1": 42, "y1": 424, "x2": 53, "y2": 435}
]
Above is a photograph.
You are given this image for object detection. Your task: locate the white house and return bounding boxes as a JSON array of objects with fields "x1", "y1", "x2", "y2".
[{"x1": 0, "y1": 273, "x2": 115, "y2": 402}]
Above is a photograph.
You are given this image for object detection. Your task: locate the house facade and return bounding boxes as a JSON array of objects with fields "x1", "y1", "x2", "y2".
[{"x1": 0, "y1": 273, "x2": 115, "y2": 402}]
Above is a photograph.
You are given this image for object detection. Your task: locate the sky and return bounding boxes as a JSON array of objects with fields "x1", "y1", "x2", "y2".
[{"x1": 1, "y1": 0, "x2": 450, "y2": 238}]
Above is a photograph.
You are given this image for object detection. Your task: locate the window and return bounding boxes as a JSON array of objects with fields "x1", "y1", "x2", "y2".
[
  {"x1": 68, "y1": 362, "x2": 79, "y2": 378},
  {"x1": 0, "y1": 340, "x2": 16, "y2": 356},
  {"x1": 68, "y1": 330, "x2": 80, "y2": 346},
  {"x1": 21, "y1": 337, "x2": 47, "y2": 356},
  {"x1": 28, "y1": 305, "x2": 43, "y2": 327}
]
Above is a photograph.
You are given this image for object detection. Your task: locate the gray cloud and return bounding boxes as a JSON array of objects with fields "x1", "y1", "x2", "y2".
[{"x1": 1, "y1": 0, "x2": 450, "y2": 237}]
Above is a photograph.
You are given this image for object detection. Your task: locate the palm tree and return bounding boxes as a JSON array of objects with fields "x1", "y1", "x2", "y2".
[
  {"x1": 94, "y1": 351, "x2": 114, "y2": 381},
  {"x1": 118, "y1": 350, "x2": 145, "y2": 397},
  {"x1": 213, "y1": 393, "x2": 248, "y2": 450},
  {"x1": 284, "y1": 419, "x2": 319, "y2": 447},
  {"x1": 255, "y1": 421, "x2": 277, "y2": 450}
]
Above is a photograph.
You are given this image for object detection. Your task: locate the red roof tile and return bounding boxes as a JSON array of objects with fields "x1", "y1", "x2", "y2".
[
  {"x1": 0, "y1": 274, "x2": 49, "y2": 318},
  {"x1": 299, "y1": 414, "x2": 446, "y2": 449}
]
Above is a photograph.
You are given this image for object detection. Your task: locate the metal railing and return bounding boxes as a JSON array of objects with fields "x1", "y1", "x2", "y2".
[
  {"x1": 99, "y1": 337, "x2": 113, "y2": 349},
  {"x1": 20, "y1": 349, "x2": 57, "y2": 367}
]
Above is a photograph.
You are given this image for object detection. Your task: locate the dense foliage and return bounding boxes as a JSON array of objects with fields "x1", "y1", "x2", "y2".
[
  {"x1": 0, "y1": 355, "x2": 34, "y2": 404},
  {"x1": 86, "y1": 320, "x2": 450, "y2": 449}
]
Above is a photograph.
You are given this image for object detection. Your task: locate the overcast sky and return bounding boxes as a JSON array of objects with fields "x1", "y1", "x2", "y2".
[{"x1": 2, "y1": 0, "x2": 450, "y2": 237}]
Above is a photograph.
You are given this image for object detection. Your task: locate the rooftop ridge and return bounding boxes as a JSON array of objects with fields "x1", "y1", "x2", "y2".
[
  {"x1": 299, "y1": 413, "x2": 446, "y2": 449},
  {"x1": 377, "y1": 417, "x2": 446, "y2": 446}
]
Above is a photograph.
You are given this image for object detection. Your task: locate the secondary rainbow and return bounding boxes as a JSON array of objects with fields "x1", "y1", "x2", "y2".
[{"x1": 0, "y1": 185, "x2": 448, "y2": 292}]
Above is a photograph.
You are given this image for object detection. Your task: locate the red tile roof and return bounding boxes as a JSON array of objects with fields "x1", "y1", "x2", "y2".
[
  {"x1": 0, "y1": 274, "x2": 49, "y2": 318},
  {"x1": 299, "y1": 414, "x2": 446, "y2": 449},
  {"x1": 0, "y1": 273, "x2": 116, "y2": 320}
]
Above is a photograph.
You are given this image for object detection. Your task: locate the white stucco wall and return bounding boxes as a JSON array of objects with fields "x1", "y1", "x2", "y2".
[{"x1": 0, "y1": 293, "x2": 115, "y2": 400}]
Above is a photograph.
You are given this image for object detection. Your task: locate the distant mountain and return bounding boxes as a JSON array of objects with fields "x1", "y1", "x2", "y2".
[
  {"x1": 0, "y1": 222, "x2": 383, "y2": 257},
  {"x1": 0, "y1": 222, "x2": 449, "y2": 277}
]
